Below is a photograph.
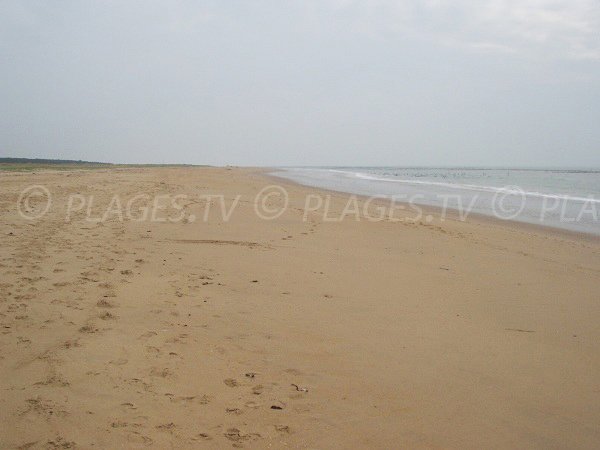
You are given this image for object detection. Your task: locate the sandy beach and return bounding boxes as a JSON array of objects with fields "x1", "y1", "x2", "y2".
[{"x1": 1, "y1": 166, "x2": 599, "y2": 449}]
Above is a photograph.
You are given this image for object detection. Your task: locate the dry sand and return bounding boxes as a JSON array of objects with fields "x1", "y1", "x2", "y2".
[{"x1": 1, "y1": 167, "x2": 599, "y2": 449}]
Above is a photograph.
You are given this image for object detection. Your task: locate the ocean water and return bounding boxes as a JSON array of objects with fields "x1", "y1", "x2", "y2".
[{"x1": 272, "y1": 167, "x2": 600, "y2": 235}]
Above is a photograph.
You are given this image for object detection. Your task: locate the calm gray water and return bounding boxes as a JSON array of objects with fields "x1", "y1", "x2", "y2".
[{"x1": 272, "y1": 167, "x2": 600, "y2": 235}]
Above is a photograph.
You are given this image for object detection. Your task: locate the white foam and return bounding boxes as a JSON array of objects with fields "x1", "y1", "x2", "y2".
[{"x1": 325, "y1": 169, "x2": 600, "y2": 204}]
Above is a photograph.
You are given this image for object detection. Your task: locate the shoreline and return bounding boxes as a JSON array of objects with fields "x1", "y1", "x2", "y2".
[{"x1": 264, "y1": 169, "x2": 600, "y2": 243}]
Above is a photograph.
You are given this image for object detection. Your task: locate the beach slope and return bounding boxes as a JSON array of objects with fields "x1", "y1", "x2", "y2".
[{"x1": 1, "y1": 167, "x2": 599, "y2": 449}]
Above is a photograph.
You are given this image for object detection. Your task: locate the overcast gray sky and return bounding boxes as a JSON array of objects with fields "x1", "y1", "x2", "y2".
[{"x1": 1, "y1": 1, "x2": 599, "y2": 167}]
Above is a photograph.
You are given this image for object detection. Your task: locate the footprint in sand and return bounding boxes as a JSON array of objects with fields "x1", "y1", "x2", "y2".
[
  {"x1": 97, "y1": 299, "x2": 115, "y2": 308},
  {"x1": 172, "y1": 395, "x2": 211, "y2": 405},
  {"x1": 99, "y1": 311, "x2": 117, "y2": 320},
  {"x1": 191, "y1": 433, "x2": 212, "y2": 441},
  {"x1": 111, "y1": 420, "x2": 129, "y2": 428},
  {"x1": 45, "y1": 436, "x2": 77, "y2": 449},
  {"x1": 33, "y1": 375, "x2": 70, "y2": 388},
  {"x1": 150, "y1": 367, "x2": 173, "y2": 378},
  {"x1": 61, "y1": 339, "x2": 80, "y2": 349},
  {"x1": 126, "y1": 432, "x2": 153, "y2": 446},
  {"x1": 16, "y1": 336, "x2": 31, "y2": 345},
  {"x1": 110, "y1": 358, "x2": 128, "y2": 366},
  {"x1": 79, "y1": 324, "x2": 99, "y2": 334},
  {"x1": 155, "y1": 422, "x2": 176, "y2": 433},
  {"x1": 21, "y1": 397, "x2": 68, "y2": 419},
  {"x1": 223, "y1": 428, "x2": 261, "y2": 444},
  {"x1": 139, "y1": 331, "x2": 158, "y2": 339},
  {"x1": 120, "y1": 402, "x2": 137, "y2": 410}
]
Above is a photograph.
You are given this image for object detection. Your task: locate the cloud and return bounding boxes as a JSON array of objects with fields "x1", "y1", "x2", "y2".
[
  {"x1": 312, "y1": 0, "x2": 600, "y2": 60},
  {"x1": 2, "y1": 1, "x2": 597, "y2": 60}
]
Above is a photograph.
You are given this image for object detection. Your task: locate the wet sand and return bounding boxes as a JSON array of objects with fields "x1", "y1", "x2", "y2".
[{"x1": 1, "y1": 166, "x2": 599, "y2": 449}]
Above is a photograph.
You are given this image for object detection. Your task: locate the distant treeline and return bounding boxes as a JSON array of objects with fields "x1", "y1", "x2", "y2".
[
  {"x1": 0, "y1": 158, "x2": 110, "y2": 165},
  {"x1": 0, "y1": 158, "x2": 207, "y2": 167}
]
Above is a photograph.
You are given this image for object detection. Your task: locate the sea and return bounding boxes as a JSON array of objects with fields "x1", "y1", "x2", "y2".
[{"x1": 271, "y1": 167, "x2": 600, "y2": 236}]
